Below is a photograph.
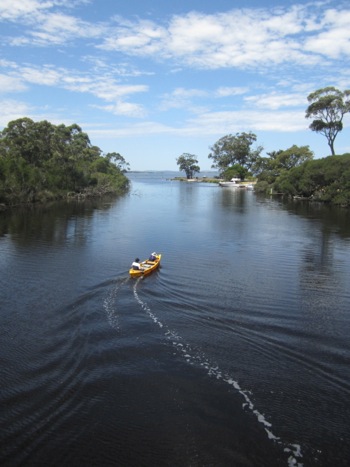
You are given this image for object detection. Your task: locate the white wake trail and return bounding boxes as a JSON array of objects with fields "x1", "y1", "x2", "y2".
[
  {"x1": 133, "y1": 279, "x2": 303, "y2": 467},
  {"x1": 103, "y1": 277, "x2": 130, "y2": 330}
]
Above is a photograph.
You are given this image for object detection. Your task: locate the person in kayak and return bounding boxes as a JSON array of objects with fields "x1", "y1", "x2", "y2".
[{"x1": 132, "y1": 258, "x2": 143, "y2": 270}]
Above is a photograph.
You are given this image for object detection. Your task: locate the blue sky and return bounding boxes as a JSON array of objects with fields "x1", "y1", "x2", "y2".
[{"x1": 1, "y1": 0, "x2": 349, "y2": 170}]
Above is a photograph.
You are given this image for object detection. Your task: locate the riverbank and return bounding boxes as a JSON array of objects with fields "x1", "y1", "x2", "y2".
[
  {"x1": 171, "y1": 176, "x2": 257, "y2": 187},
  {"x1": 171, "y1": 176, "x2": 219, "y2": 183}
]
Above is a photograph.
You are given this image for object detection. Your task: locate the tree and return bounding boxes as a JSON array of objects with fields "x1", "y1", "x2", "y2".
[
  {"x1": 176, "y1": 153, "x2": 200, "y2": 179},
  {"x1": 255, "y1": 145, "x2": 313, "y2": 189},
  {"x1": 221, "y1": 164, "x2": 249, "y2": 181},
  {"x1": 282, "y1": 145, "x2": 313, "y2": 168},
  {"x1": 305, "y1": 87, "x2": 350, "y2": 155},
  {"x1": 105, "y1": 152, "x2": 130, "y2": 172},
  {"x1": 208, "y1": 132, "x2": 263, "y2": 176},
  {"x1": 0, "y1": 118, "x2": 130, "y2": 204},
  {"x1": 272, "y1": 154, "x2": 350, "y2": 206}
]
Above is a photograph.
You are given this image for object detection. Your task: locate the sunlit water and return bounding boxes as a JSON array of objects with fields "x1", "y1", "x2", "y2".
[{"x1": 1, "y1": 171, "x2": 350, "y2": 466}]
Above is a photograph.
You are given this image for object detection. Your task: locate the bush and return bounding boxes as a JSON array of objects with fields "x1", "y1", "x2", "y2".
[{"x1": 272, "y1": 154, "x2": 350, "y2": 205}]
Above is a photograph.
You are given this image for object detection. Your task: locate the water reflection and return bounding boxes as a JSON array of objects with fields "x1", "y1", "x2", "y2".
[
  {"x1": 219, "y1": 187, "x2": 249, "y2": 212},
  {"x1": 177, "y1": 181, "x2": 199, "y2": 211},
  {"x1": 279, "y1": 196, "x2": 350, "y2": 239},
  {"x1": 0, "y1": 196, "x2": 122, "y2": 246}
]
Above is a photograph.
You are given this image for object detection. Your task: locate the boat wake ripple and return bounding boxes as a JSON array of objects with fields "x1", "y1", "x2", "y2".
[
  {"x1": 133, "y1": 278, "x2": 303, "y2": 467},
  {"x1": 103, "y1": 276, "x2": 130, "y2": 331}
]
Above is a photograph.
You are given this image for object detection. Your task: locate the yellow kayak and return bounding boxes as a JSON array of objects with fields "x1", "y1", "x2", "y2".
[{"x1": 129, "y1": 253, "x2": 162, "y2": 277}]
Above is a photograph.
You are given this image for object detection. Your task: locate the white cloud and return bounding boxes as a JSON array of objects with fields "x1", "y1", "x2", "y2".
[
  {"x1": 161, "y1": 87, "x2": 207, "y2": 107},
  {"x1": 163, "y1": 7, "x2": 327, "y2": 69},
  {"x1": 304, "y1": 9, "x2": 350, "y2": 58},
  {"x1": 245, "y1": 91, "x2": 307, "y2": 110},
  {"x1": 0, "y1": 74, "x2": 27, "y2": 93},
  {"x1": 81, "y1": 56, "x2": 154, "y2": 78},
  {"x1": 63, "y1": 77, "x2": 148, "y2": 101},
  {"x1": 215, "y1": 87, "x2": 248, "y2": 97},
  {"x1": 92, "y1": 101, "x2": 147, "y2": 118},
  {"x1": 101, "y1": 18, "x2": 167, "y2": 55},
  {"x1": 2, "y1": 62, "x2": 148, "y2": 104},
  {"x1": 185, "y1": 109, "x2": 307, "y2": 135},
  {"x1": 2, "y1": 2, "x2": 350, "y2": 71},
  {"x1": 0, "y1": 99, "x2": 31, "y2": 126},
  {"x1": 95, "y1": 4, "x2": 350, "y2": 71},
  {"x1": 160, "y1": 86, "x2": 249, "y2": 111},
  {"x1": 1, "y1": 0, "x2": 104, "y2": 46},
  {"x1": 0, "y1": 0, "x2": 51, "y2": 20},
  {"x1": 0, "y1": 60, "x2": 149, "y2": 119},
  {"x1": 33, "y1": 12, "x2": 103, "y2": 43},
  {"x1": 20, "y1": 65, "x2": 61, "y2": 85},
  {"x1": 0, "y1": 0, "x2": 90, "y2": 21}
]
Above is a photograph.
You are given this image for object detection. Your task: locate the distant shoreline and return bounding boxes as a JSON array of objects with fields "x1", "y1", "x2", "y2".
[
  {"x1": 170, "y1": 177, "x2": 257, "y2": 186},
  {"x1": 170, "y1": 177, "x2": 219, "y2": 183}
]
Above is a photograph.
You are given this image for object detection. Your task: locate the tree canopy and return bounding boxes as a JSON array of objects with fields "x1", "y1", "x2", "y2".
[
  {"x1": 176, "y1": 153, "x2": 200, "y2": 179},
  {"x1": 305, "y1": 87, "x2": 350, "y2": 156},
  {"x1": 254, "y1": 145, "x2": 314, "y2": 190},
  {"x1": 0, "y1": 118, "x2": 129, "y2": 206},
  {"x1": 105, "y1": 152, "x2": 130, "y2": 172},
  {"x1": 255, "y1": 145, "x2": 314, "y2": 182},
  {"x1": 272, "y1": 154, "x2": 350, "y2": 206},
  {"x1": 221, "y1": 164, "x2": 249, "y2": 181},
  {"x1": 208, "y1": 132, "x2": 263, "y2": 178}
]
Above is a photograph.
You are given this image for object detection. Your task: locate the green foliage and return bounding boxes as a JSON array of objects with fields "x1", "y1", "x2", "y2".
[
  {"x1": 0, "y1": 118, "x2": 129, "y2": 205},
  {"x1": 221, "y1": 164, "x2": 249, "y2": 181},
  {"x1": 273, "y1": 145, "x2": 314, "y2": 170},
  {"x1": 176, "y1": 153, "x2": 200, "y2": 179},
  {"x1": 273, "y1": 154, "x2": 350, "y2": 206},
  {"x1": 105, "y1": 152, "x2": 130, "y2": 172},
  {"x1": 305, "y1": 87, "x2": 350, "y2": 155},
  {"x1": 255, "y1": 145, "x2": 314, "y2": 190},
  {"x1": 208, "y1": 132, "x2": 263, "y2": 175}
]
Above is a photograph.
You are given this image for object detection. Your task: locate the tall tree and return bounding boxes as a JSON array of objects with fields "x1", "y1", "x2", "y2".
[
  {"x1": 305, "y1": 87, "x2": 350, "y2": 155},
  {"x1": 208, "y1": 132, "x2": 263, "y2": 174},
  {"x1": 176, "y1": 153, "x2": 200, "y2": 179},
  {"x1": 105, "y1": 152, "x2": 130, "y2": 172},
  {"x1": 1, "y1": 117, "x2": 37, "y2": 164},
  {"x1": 255, "y1": 145, "x2": 313, "y2": 185}
]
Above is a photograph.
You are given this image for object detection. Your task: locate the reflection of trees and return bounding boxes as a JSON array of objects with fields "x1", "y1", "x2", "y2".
[
  {"x1": 299, "y1": 219, "x2": 346, "y2": 341},
  {"x1": 211, "y1": 189, "x2": 254, "y2": 240},
  {"x1": 253, "y1": 196, "x2": 348, "y2": 329},
  {"x1": 300, "y1": 228, "x2": 333, "y2": 295},
  {"x1": 255, "y1": 193, "x2": 350, "y2": 239},
  {"x1": 0, "y1": 196, "x2": 120, "y2": 247},
  {"x1": 281, "y1": 199, "x2": 350, "y2": 239},
  {"x1": 220, "y1": 188, "x2": 248, "y2": 212},
  {"x1": 177, "y1": 182, "x2": 199, "y2": 214},
  {"x1": 281, "y1": 199, "x2": 344, "y2": 310}
]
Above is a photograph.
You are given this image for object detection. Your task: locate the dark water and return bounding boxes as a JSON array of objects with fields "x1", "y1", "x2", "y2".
[{"x1": 1, "y1": 171, "x2": 350, "y2": 467}]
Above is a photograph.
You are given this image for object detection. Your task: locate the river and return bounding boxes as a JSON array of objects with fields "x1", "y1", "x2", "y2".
[{"x1": 1, "y1": 171, "x2": 350, "y2": 466}]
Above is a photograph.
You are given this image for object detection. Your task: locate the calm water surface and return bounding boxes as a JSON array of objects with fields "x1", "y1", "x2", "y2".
[{"x1": 1, "y1": 171, "x2": 350, "y2": 466}]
